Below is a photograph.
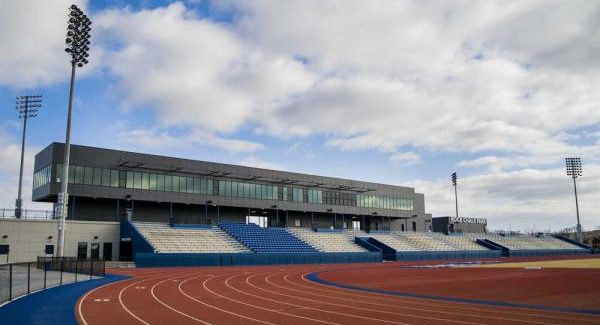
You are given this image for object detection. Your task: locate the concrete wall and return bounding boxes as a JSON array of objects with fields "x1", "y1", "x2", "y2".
[{"x1": 0, "y1": 219, "x2": 119, "y2": 263}]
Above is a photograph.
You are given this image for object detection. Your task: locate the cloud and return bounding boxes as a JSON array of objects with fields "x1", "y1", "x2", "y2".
[
  {"x1": 0, "y1": 0, "x2": 91, "y2": 88},
  {"x1": 406, "y1": 164, "x2": 600, "y2": 232},
  {"x1": 0, "y1": 130, "x2": 50, "y2": 211},
  {"x1": 390, "y1": 152, "x2": 423, "y2": 166},
  {"x1": 239, "y1": 156, "x2": 286, "y2": 171},
  {"x1": 119, "y1": 127, "x2": 265, "y2": 153}
]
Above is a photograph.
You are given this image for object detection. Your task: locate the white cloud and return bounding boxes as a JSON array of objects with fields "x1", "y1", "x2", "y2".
[
  {"x1": 239, "y1": 156, "x2": 286, "y2": 171},
  {"x1": 390, "y1": 152, "x2": 423, "y2": 166},
  {"x1": 406, "y1": 165, "x2": 600, "y2": 232},
  {"x1": 119, "y1": 127, "x2": 265, "y2": 153},
  {"x1": 0, "y1": 0, "x2": 92, "y2": 88}
]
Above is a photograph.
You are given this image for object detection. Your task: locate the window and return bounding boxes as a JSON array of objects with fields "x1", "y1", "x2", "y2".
[
  {"x1": 77, "y1": 242, "x2": 87, "y2": 259},
  {"x1": 164, "y1": 175, "x2": 172, "y2": 192},
  {"x1": 75, "y1": 166, "x2": 84, "y2": 184},
  {"x1": 292, "y1": 188, "x2": 303, "y2": 202},
  {"x1": 207, "y1": 179, "x2": 213, "y2": 194},
  {"x1": 111, "y1": 170, "x2": 119, "y2": 187},
  {"x1": 102, "y1": 169, "x2": 111, "y2": 186},
  {"x1": 149, "y1": 174, "x2": 157, "y2": 190},
  {"x1": 68, "y1": 165, "x2": 75, "y2": 183},
  {"x1": 294, "y1": 219, "x2": 301, "y2": 227},
  {"x1": 141, "y1": 173, "x2": 149, "y2": 190},
  {"x1": 282, "y1": 187, "x2": 288, "y2": 201},
  {"x1": 126, "y1": 171, "x2": 133, "y2": 188},
  {"x1": 84, "y1": 167, "x2": 93, "y2": 185},
  {"x1": 231, "y1": 181, "x2": 238, "y2": 197},
  {"x1": 90, "y1": 243, "x2": 100, "y2": 260},
  {"x1": 219, "y1": 180, "x2": 225, "y2": 196},
  {"x1": 172, "y1": 175, "x2": 180, "y2": 192},
  {"x1": 93, "y1": 168, "x2": 102, "y2": 186},
  {"x1": 157, "y1": 174, "x2": 165, "y2": 191},
  {"x1": 187, "y1": 177, "x2": 194, "y2": 193},
  {"x1": 193, "y1": 178, "x2": 201, "y2": 193},
  {"x1": 134, "y1": 172, "x2": 142, "y2": 189}
]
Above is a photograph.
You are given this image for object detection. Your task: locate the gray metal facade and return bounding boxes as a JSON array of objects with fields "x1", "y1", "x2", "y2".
[{"x1": 33, "y1": 143, "x2": 432, "y2": 231}]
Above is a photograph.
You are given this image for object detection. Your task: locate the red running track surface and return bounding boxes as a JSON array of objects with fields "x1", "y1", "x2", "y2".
[{"x1": 77, "y1": 260, "x2": 600, "y2": 325}]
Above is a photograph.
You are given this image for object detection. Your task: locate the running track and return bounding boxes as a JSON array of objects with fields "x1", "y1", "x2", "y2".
[{"x1": 77, "y1": 263, "x2": 600, "y2": 325}]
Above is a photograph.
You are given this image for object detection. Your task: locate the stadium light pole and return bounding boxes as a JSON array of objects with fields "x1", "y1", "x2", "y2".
[
  {"x1": 15, "y1": 95, "x2": 42, "y2": 218},
  {"x1": 57, "y1": 4, "x2": 91, "y2": 257},
  {"x1": 565, "y1": 157, "x2": 583, "y2": 243},
  {"x1": 451, "y1": 172, "x2": 458, "y2": 218}
]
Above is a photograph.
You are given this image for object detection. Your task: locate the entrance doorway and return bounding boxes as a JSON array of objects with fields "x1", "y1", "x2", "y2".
[
  {"x1": 103, "y1": 242, "x2": 113, "y2": 261},
  {"x1": 247, "y1": 215, "x2": 268, "y2": 228},
  {"x1": 352, "y1": 220, "x2": 361, "y2": 230}
]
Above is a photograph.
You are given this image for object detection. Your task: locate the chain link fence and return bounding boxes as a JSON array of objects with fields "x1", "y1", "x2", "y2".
[{"x1": 0, "y1": 257, "x2": 105, "y2": 305}]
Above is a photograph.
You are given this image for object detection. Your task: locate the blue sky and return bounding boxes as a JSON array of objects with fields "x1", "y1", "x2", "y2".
[{"x1": 1, "y1": 0, "x2": 599, "y2": 232}]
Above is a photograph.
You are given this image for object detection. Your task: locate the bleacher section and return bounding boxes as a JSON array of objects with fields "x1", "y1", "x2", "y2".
[
  {"x1": 289, "y1": 228, "x2": 367, "y2": 252},
  {"x1": 463, "y1": 233, "x2": 586, "y2": 251},
  {"x1": 132, "y1": 222, "x2": 250, "y2": 253},
  {"x1": 219, "y1": 222, "x2": 319, "y2": 253}
]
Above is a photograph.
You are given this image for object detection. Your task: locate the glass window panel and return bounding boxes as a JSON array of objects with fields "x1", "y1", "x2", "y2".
[
  {"x1": 232, "y1": 182, "x2": 238, "y2": 197},
  {"x1": 84, "y1": 167, "x2": 93, "y2": 185},
  {"x1": 242, "y1": 183, "x2": 249, "y2": 198},
  {"x1": 111, "y1": 170, "x2": 119, "y2": 187},
  {"x1": 133, "y1": 172, "x2": 142, "y2": 189},
  {"x1": 102, "y1": 169, "x2": 111, "y2": 186},
  {"x1": 171, "y1": 175, "x2": 179, "y2": 192},
  {"x1": 141, "y1": 173, "x2": 149, "y2": 190},
  {"x1": 74, "y1": 166, "x2": 84, "y2": 184},
  {"x1": 249, "y1": 183, "x2": 255, "y2": 198},
  {"x1": 198, "y1": 178, "x2": 205, "y2": 194},
  {"x1": 193, "y1": 178, "x2": 200, "y2": 193},
  {"x1": 186, "y1": 177, "x2": 194, "y2": 193},
  {"x1": 272, "y1": 186, "x2": 277, "y2": 200},
  {"x1": 219, "y1": 180, "x2": 225, "y2": 196},
  {"x1": 92, "y1": 168, "x2": 101, "y2": 186},
  {"x1": 163, "y1": 175, "x2": 171, "y2": 191},
  {"x1": 156, "y1": 174, "x2": 164, "y2": 191},
  {"x1": 207, "y1": 179, "x2": 213, "y2": 194},
  {"x1": 148, "y1": 174, "x2": 156, "y2": 190},
  {"x1": 126, "y1": 172, "x2": 133, "y2": 188}
]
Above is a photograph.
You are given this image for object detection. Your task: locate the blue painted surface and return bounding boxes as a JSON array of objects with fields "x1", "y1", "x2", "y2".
[
  {"x1": 121, "y1": 221, "x2": 154, "y2": 257},
  {"x1": 0, "y1": 274, "x2": 127, "y2": 325},
  {"x1": 219, "y1": 222, "x2": 319, "y2": 253},
  {"x1": 306, "y1": 271, "x2": 600, "y2": 316},
  {"x1": 135, "y1": 252, "x2": 381, "y2": 267}
]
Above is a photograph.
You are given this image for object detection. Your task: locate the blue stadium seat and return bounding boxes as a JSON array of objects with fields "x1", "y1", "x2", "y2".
[{"x1": 218, "y1": 222, "x2": 318, "y2": 253}]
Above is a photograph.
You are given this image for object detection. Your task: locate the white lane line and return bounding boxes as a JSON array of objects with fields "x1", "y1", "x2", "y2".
[
  {"x1": 281, "y1": 272, "x2": 562, "y2": 325},
  {"x1": 118, "y1": 275, "x2": 173, "y2": 325},
  {"x1": 78, "y1": 276, "x2": 135, "y2": 325},
  {"x1": 223, "y1": 273, "x2": 340, "y2": 325},
  {"x1": 261, "y1": 272, "x2": 484, "y2": 325},
  {"x1": 150, "y1": 274, "x2": 213, "y2": 325},
  {"x1": 298, "y1": 271, "x2": 593, "y2": 323},
  {"x1": 178, "y1": 274, "x2": 276, "y2": 325}
]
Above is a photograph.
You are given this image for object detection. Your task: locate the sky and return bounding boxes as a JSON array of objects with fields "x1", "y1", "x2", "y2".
[{"x1": 0, "y1": 0, "x2": 599, "y2": 232}]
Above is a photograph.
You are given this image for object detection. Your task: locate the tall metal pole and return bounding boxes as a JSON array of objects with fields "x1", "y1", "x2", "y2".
[
  {"x1": 16, "y1": 96, "x2": 28, "y2": 219},
  {"x1": 565, "y1": 157, "x2": 583, "y2": 243},
  {"x1": 572, "y1": 177, "x2": 582, "y2": 243},
  {"x1": 57, "y1": 4, "x2": 91, "y2": 257},
  {"x1": 15, "y1": 95, "x2": 41, "y2": 219},
  {"x1": 452, "y1": 172, "x2": 458, "y2": 218},
  {"x1": 57, "y1": 63, "x2": 76, "y2": 257}
]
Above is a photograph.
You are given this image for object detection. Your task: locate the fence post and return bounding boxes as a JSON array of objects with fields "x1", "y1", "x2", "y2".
[
  {"x1": 9, "y1": 264, "x2": 12, "y2": 301},
  {"x1": 75, "y1": 259, "x2": 78, "y2": 283},
  {"x1": 43, "y1": 260, "x2": 47, "y2": 289},
  {"x1": 27, "y1": 262, "x2": 31, "y2": 294},
  {"x1": 90, "y1": 260, "x2": 93, "y2": 280},
  {"x1": 60, "y1": 257, "x2": 64, "y2": 285}
]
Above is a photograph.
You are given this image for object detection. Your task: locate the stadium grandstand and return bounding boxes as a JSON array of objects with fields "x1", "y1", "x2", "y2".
[{"x1": 0, "y1": 142, "x2": 592, "y2": 267}]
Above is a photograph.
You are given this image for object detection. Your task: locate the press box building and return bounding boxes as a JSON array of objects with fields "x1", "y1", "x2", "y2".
[{"x1": 23, "y1": 143, "x2": 432, "y2": 261}]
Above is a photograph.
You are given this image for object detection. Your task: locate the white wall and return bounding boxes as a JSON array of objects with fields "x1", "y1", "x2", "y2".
[{"x1": 0, "y1": 219, "x2": 120, "y2": 263}]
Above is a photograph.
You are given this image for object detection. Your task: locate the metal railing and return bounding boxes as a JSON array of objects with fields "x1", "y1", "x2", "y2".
[
  {"x1": 0, "y1": 257, "x2": 105, "y2": 305},
  {"x1": 0, "y1": 208, "x2": 55, "y2": 220}
]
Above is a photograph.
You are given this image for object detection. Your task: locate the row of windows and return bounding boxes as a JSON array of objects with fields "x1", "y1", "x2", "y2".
[
  {"x1": 48, "y1": 164, "x2": 413, "y2": 211},
  {"x1": 218, "y1": 180, "x2": 278, "y2": 200},
  {"x1": 33, "y1": 165, "x2": 52, "y2": 189},
  {"x1": 357, "y1": 194, "x2": 413, "y2": 210}
]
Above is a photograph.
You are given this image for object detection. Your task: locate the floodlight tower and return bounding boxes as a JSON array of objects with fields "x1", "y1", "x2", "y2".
[
  {"x1": 565, "y1": 157, "x2": 583, "y2": 243},
  {"x1": 15, "y1": 95, "x2": 42, "y2": 218},
  {"x1": 451, "y1": 172, "x2": 458, "y2": 218},
  {"x1": 57, "y1": 4, "x2": 91, "y2": 257}
]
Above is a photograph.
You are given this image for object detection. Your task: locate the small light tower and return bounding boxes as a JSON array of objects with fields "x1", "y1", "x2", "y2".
[
  {"x1": 15, "y1": 95, "x2": 42, "y2": 218},
  {"x1": 57, "y1": 4, "x2": 92, "y2": 257},
  {"x1": 565, "y1": 157, "x2": 583, "y2": 243},
  {"x1": 451, "y1": 172, "x2": 458, "y2": 219}
]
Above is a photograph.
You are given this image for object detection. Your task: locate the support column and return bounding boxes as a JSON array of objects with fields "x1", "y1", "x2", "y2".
[
  {"x1": 311, "y1": 211, "x2": 314, "y2": 228},
  {"x1": 217, "y1": 205, "x2": 220, "y2": 223},
  {"x1": 131, "y1": 200, "x2": 135, "y2": 222},
  {"x1": 362, "y1": 215, "x2": 365, "y2": 231},
  {"x1": 276, "y1": 209, "x2": 280, "y2": 227},
  {"x1": 285, "y1": 210, "x2": 289, "y2": 227},
  {"x1": 342, "y1": 214, "x2": 345, "y2": 229},
  {"x1": 204, "y1": 204, "x2": 208, "y2": 224},
  {"x1": 169, "y1": 202, "x2": 174, "y2": 226},
  {"x1": 333, "y1": 213, "x2": 337, "y2": 229},
  {"x1": 115, "y1": 199, "x2": 120, "y2": 222}
]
